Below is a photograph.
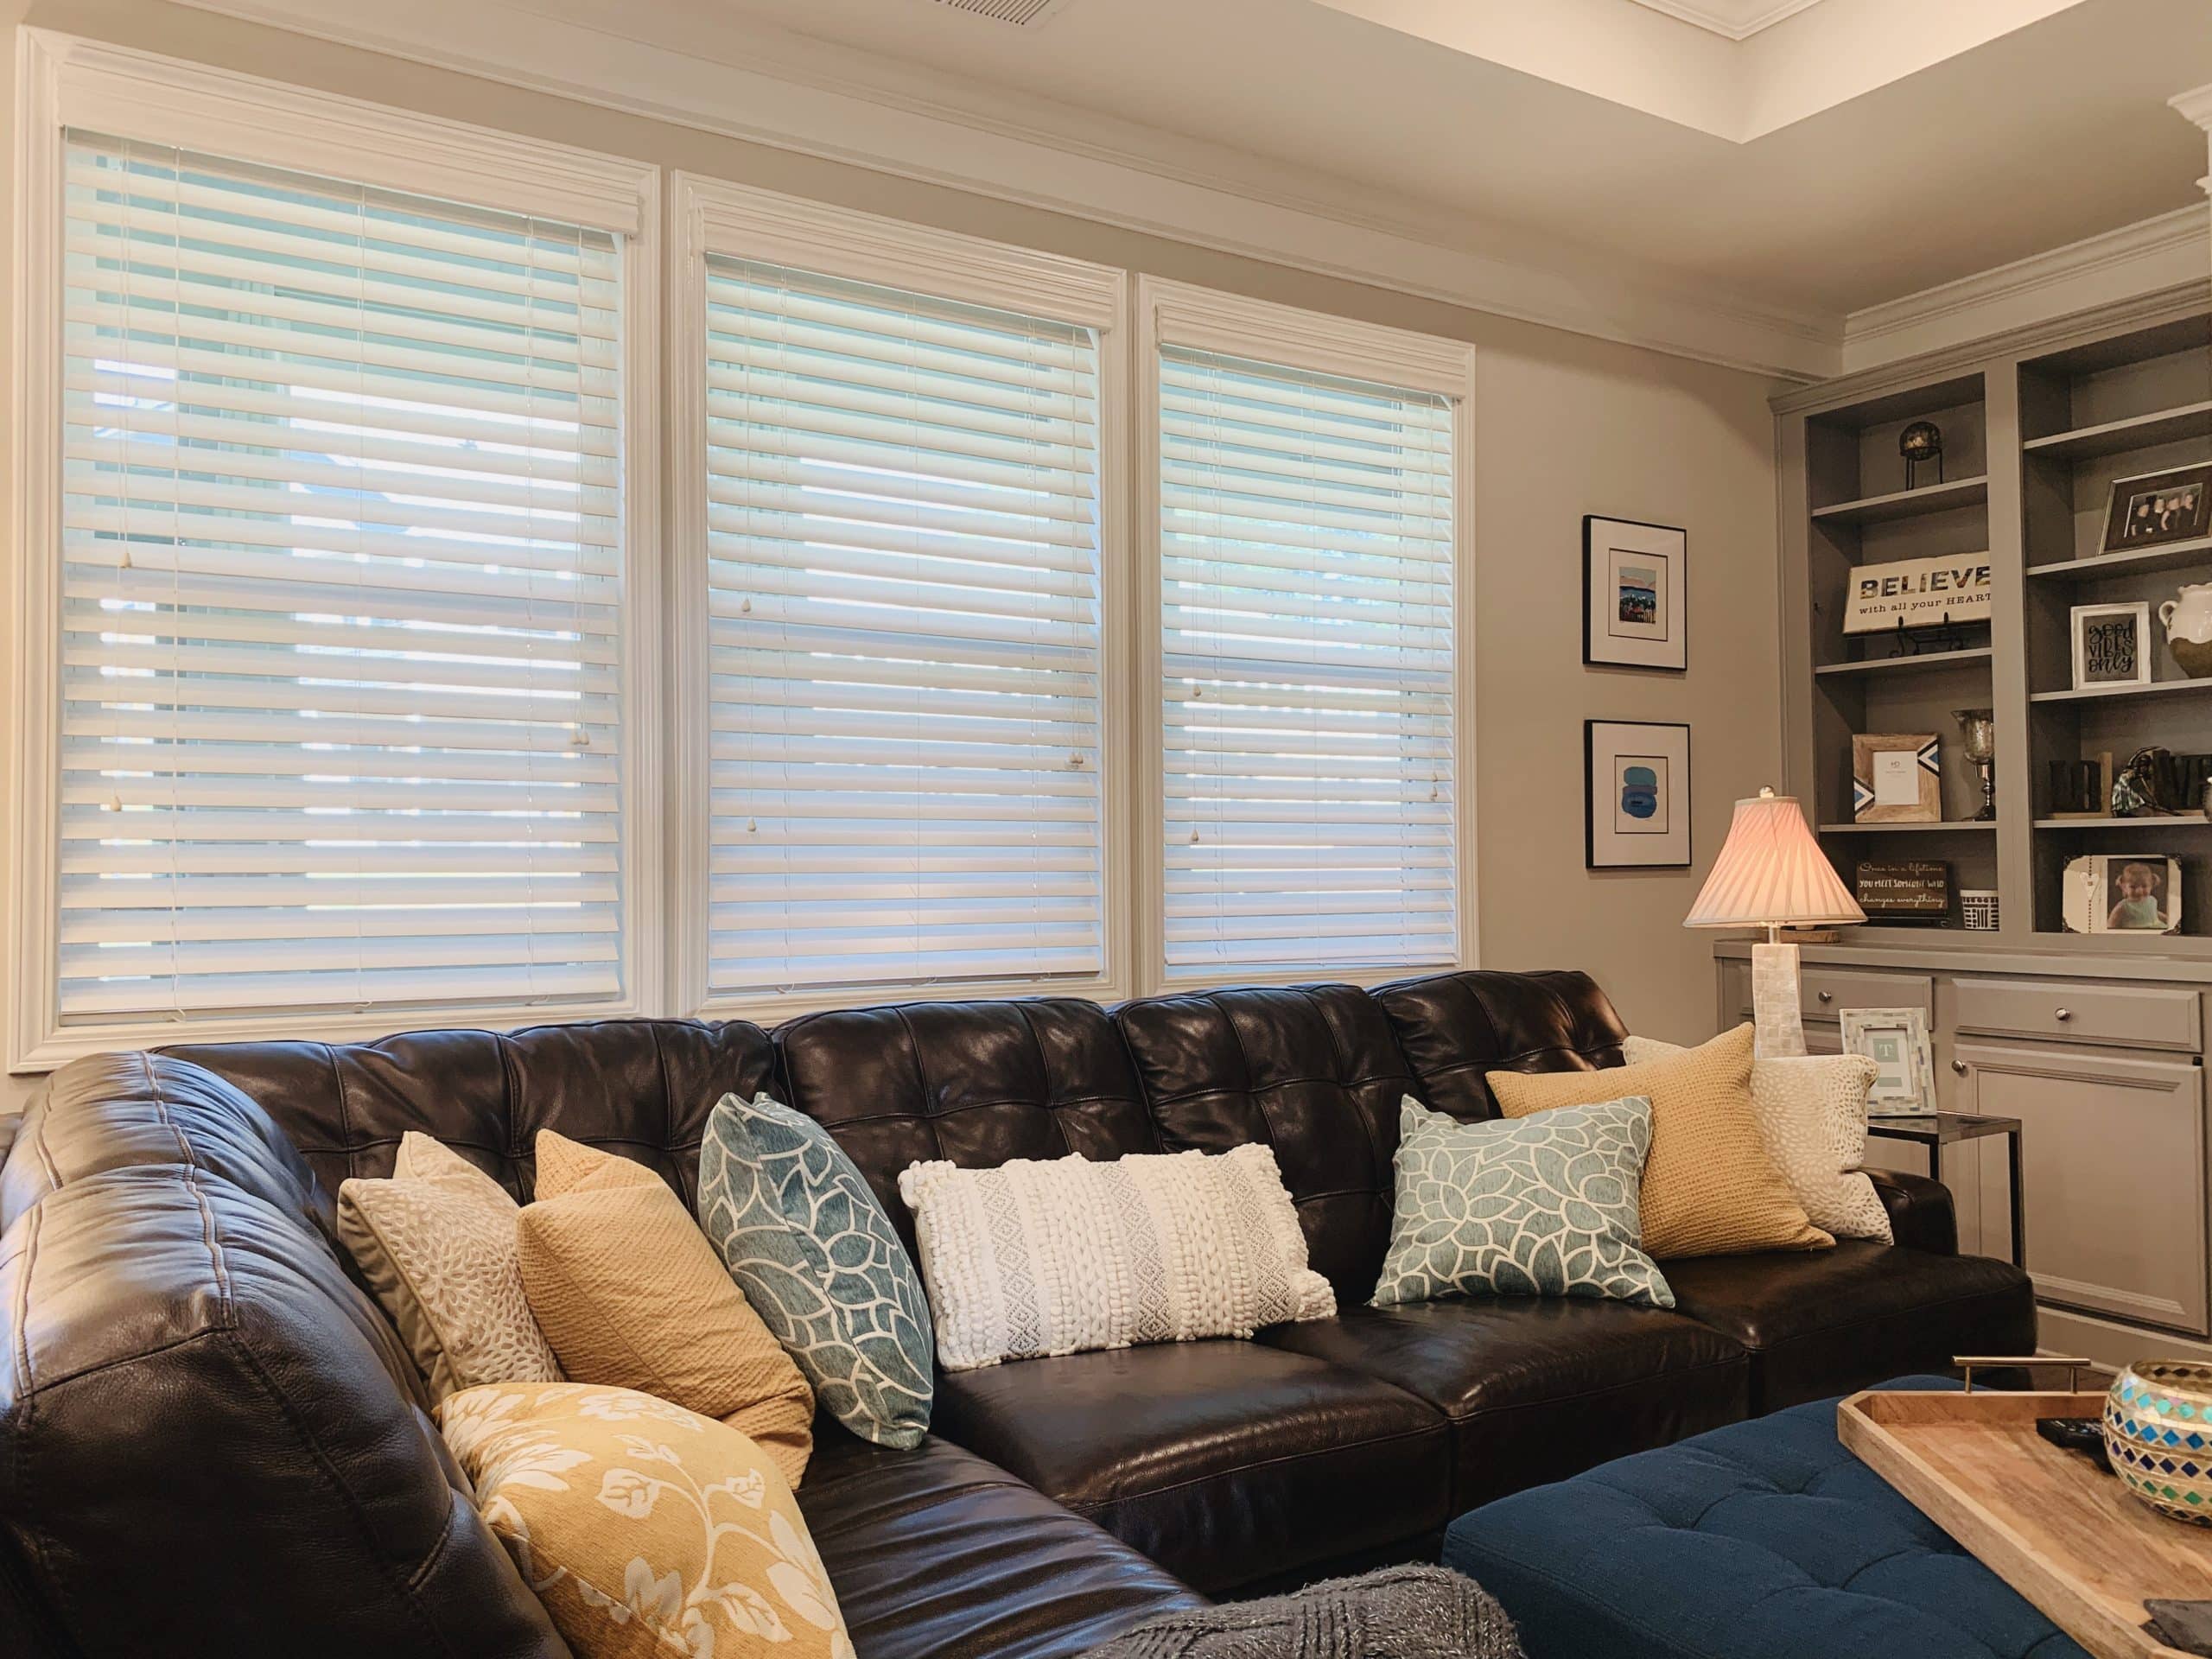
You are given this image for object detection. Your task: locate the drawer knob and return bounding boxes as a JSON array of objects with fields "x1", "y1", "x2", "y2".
[
  {"x1": 1816, "y1": 990, "x2": 1834, "y2": 1004},
  {"x1": 2054, "y1": 1007, "x2": 2072, "y2": 1021},
  {"x1": 1952, "y1": 1059, "x2": 1968, "y2": 1075}
]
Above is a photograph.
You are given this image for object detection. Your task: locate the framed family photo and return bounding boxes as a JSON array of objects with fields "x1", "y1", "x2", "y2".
[
  {"x1": 1584, "y1": 720, "x2": 1691, "y2": 868},
  {"x1": 1584, "y1": 517, "x2": 1687, "y2": 672},
  {"x1": 2101, "y1": 462, "x2": 2212, "y2": 555}
]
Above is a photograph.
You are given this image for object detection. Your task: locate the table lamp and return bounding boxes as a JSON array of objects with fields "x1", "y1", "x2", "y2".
[{"x1": 1684, "y1": 787, "x2": 1866, "y2": 1058}]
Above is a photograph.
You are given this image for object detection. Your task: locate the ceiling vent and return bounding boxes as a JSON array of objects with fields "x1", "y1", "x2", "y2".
[{"x1": 930, "y1": 0, "x2": 1073, "y2": 24}]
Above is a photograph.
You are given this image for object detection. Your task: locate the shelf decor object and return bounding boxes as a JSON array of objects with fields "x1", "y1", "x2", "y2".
[
  {"x1": 1840, "y1": 1006, "x2": 1937, "y2": 1115},
  {"x1": 1855, "y1": 859, "x2": 1952, "y2": 923},
  {"x1": 1955, "y1": 708, "x2": 1997, "y2": 821},
  {"x1": 1683, "y1": 787, "x2": 1866, "y2": 1058},
  {"x1": 1583, "y1": 720, "x2": 1691, "y2": 869},
  {"x1": 2159, "y1": 582, "x2": 2212, "y2": 678},
  {"x1": 1842, "y1": 552, "x2": 1993, "y2": 636},
  {"x1": 1853, "y1": 733, "x2": 1942, "y2": 823},
  {"x1": 2101, "y1": 461, "x2": 2212, "y2": 555},
  {"x1": 1961, "y1": 889, "x2": 1999, "y2": 931},
  {"x1": 1582, "y1": 516, "x2": 1687, "y2": 671},
  {"x1": 2063, "y1": 855, "x2": 2184, "y2": 936},
  {"x1": 1899, "y1": 419, "x2": 1943, "y2": 489},
  {"x1": 2072, "y1": 602, "x2": 2153, "y2": 690}
]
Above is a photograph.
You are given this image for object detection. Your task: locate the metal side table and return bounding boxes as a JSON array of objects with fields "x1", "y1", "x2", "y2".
[{"x1": 1866, "y1": 1111, "x2": 2024, "y2": 1268}]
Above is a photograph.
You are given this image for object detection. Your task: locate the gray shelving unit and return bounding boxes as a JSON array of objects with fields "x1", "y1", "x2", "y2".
[{"x1": 1778, "y1": 289, "x2": 2212, "y2": 949}]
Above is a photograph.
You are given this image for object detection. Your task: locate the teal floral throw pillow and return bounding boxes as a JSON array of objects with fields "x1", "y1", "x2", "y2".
[
  {"x1": 696, "y1": 1093, "x2": 934, "y2": 1449},
  {"x1": 1373, "y1": 1096, "x2": 1675, "y2": 1311}
]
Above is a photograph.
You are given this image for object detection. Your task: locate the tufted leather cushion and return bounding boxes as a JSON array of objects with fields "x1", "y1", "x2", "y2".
[
  {"x1": 798, "y1": 1429, "x2": 1207, "y2": 1659},
  {"x1": 1111, "y1": 985, "x2": 1416, "y2": 1300},
  {"x1": 1866, "y1": 1167, "x2": 1958, "y2": 1255},
  {"x1": 1372, "y1": 969, "x2": 1629, "y2": 1122},
  {"x1": 0, "y1": 1059, "x2": 564, "y2": 1659},
  {"x1": 1443, "y1": 1377, "x2": 2091, "y2": 1659},
  {"x1": 165, "y1": 1017, "x2": 776, "y2": 1212},
  {"x1": 772, "y1": 998, "x2": 1160, "y2": 1257}
]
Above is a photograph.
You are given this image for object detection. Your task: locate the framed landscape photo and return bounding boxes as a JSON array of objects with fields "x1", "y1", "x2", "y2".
[
  {"x1": 2101, "y1": 461, "x2": 2212, "y2": 555},
  {"x1": 1851, "y1": 733, "x2": 1941, "y2": 823},
  {"x1": 1583, "y1": 517, "x2": 1687, "y2": 671},
  {"x1": 1840, "y1": 1007, "x2": 1936, "y2": 1116},
  {"x1": 2070, "y1": 601, "x2": 2152, "y2": 690},
  {"x1": 1584, "y1": 720, "x2": 1690, "y2": 868}
]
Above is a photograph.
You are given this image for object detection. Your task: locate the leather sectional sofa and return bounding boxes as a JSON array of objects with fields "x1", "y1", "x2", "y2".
[{"x1": 0, "y1": 969, "x2": 2035, "y2": 1658}]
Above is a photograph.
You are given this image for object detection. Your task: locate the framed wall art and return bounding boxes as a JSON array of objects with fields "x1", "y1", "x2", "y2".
[
  {"x1": 1840, "y1": 552, "x2": 1993, "y2": 636},
  {"x1": 2069, "y1": 601, "x2": 2152, "y2": 690},
  {"x1": 1840, "y1": 1007, "x2": 1936, "y2": 1116},
  {"x1": 2101, "y1": 461, "x2": 2212, "y2": 555},
  {"x1": 1851, "y1": 733, "x2": 1940, "y2": 823},
  {"x1": 1583, "y1": 517, "x2": 1687, "y2": 671},
  {"x1": 1584, "y1": 719, "x2": 1691, "y2": 868}
]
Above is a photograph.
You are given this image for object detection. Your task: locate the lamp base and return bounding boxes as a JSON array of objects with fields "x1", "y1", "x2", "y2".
[{"x1": 1751, "y1": 941, "x2": 1807, "y2": 1059}]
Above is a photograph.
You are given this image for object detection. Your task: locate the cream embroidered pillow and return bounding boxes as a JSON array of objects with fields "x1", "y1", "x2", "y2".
[
  {"x1": 898, "y1": 1145, "x2": 1336, "y2": 1372},
  {"x1": 518, "y1": 1132, "x2": 816, "y2": 1486},
  {"x1": 336, "y1": 1132, "x2": 561, "y2": 1402},
  {"x1": 437, "y1": 1382, "x2": 854, "y2": 1659},
  {"x1": 1625, "y1": 1037, "x2": 1891, "y2": 1243},
  {"x1": 1488, "y1": 1024, "x2": 1832, "y2": 1260}
]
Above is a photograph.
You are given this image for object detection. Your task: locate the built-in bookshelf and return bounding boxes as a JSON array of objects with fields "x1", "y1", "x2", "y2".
[{"x1": 1779, "y1": 292, "x2": 2212, "y2": 948}]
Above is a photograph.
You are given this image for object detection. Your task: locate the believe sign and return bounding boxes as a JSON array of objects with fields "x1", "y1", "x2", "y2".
[{"x1": 1841, "y1": 553, "x2": 1993, "y2": 635}]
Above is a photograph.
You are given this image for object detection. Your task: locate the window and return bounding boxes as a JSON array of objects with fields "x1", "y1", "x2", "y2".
[
  {"x1": 13, "y1": 38, "x2": 657, "y2": 1060},
  {"x1": 1142, "y1": 282, "x2": 1472, "y2": 981},
  {"x1": 676, "y1": 181, "x2": 1124, "y2": 1004}
]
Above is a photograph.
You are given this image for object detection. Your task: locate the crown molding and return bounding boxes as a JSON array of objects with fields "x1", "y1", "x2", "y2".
[
  {"x1": 1840, "y1": 204, "x2": 2210, "y2": 373},
  {"x1": 153, "y1": 0, "x2": 1839, "y2": 380},
  {"x1": 1626, "y1": 0, "x2": 1825, "y2": 41},
  {"x1": 2171, "y1": 81, "x2": 2212, "y2": 132}
]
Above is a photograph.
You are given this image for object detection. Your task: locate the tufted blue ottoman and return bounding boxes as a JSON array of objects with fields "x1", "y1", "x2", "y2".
[{"x1": 1443, "y1": 1376, "x2": 2091, "y2": 1659}]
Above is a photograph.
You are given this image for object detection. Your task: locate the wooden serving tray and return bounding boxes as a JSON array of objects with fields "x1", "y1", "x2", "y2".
[{"x1": 1839, "y1": 1389, "x2": 2212, "y2": 1659}]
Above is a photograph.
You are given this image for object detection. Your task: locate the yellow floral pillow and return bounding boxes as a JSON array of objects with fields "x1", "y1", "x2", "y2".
[{"x1": 437, "y1": 1382, "x2": 853, "y2": 1659}]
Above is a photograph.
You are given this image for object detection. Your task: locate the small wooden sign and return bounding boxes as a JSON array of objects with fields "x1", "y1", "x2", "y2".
[
  {"x1": 1855, "y1": 860, "x2": 1951, "y2": 919},
  {"x1": 1843, "y1": 553, "x2": 1993, "y2": 635}
]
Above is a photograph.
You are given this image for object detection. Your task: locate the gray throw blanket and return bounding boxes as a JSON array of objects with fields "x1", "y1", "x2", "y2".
[{"x1": 1081, "y1": 1565, "x2": 1523, "y2": 1659}]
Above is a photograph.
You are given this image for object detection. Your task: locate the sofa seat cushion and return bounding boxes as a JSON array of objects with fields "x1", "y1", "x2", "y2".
[
  {"x1": 930, "y1": 1339, "x2": 1449, "y2": 1596},
  {"x1": 1661, "y1": 1243, "x2": 2037, "y2": 1412},
  {"x1": 797, "y1": 1430, "x2": 1205, "y2": 1659},
  {"x1": 1258, "y1": 1299, "x2": 1748, "y2": 1512}
]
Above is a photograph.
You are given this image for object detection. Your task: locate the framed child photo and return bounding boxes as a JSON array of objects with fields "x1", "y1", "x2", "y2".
[
  {"x1": 1585, "y1": 720, "x2": 1691, "y2": 868},
  {"x1": 1584, "y1": 516, "x2": 1687, "y2": 671}
]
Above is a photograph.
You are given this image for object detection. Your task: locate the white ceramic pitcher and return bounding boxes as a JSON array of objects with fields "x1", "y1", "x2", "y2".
[{"x1": 2161, "y1": 583, "x2": 2212, "y2": 677}]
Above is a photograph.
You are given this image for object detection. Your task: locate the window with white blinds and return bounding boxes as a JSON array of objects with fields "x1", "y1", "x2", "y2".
[
  {"x1": 1159, "y1": 344, "x2": 1459, "y2": 978},
  {"x1": 700, "y1": 257, "x2": 1106, "y2": 995},
  {"x1": 54, "y1": 133, "x2": 627, "y2": 1022}
]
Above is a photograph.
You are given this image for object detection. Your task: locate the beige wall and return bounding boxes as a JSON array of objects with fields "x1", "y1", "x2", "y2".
[{"x1": 0, "y1": 0, "x2": 1783, "y2": 1111}]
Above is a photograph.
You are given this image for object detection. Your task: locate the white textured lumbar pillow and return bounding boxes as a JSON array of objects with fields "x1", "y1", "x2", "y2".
[
  {"x1": 897, "y1": 1146, "x2": 1337, "y2": 1371},
  {"x1": 1625, "y1": 1036, "x2": 1891, "y2": 1243}
]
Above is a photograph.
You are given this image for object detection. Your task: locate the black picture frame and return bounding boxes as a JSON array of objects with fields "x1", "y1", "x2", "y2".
[
  {"x1": 2100, "y1": 461, "x2": 2212, "y2": 554},
  {"x1": 1584, "y1": 718, "x2": 1693, "y2": 869},
  {"x1": 1583, "y1": 515, "x2": 1688, "y2": 672}
]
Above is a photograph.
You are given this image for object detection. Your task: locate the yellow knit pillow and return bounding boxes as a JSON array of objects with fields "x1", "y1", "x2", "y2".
[
  {"x1": 1486, "y1": 1024, "x2": 1832, "y2": 1260},
  {"x1": 518, "y1": 1131, "x2": 815, "y2": 1485},
  {"x1": 438, "y1": 1382, "x2": 853, "y2": 1659}
]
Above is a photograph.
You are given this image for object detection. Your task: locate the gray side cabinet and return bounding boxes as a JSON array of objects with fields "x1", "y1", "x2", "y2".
[{"x1": 1715, "y1": 943, "x2": 2212, "y2": 1369}]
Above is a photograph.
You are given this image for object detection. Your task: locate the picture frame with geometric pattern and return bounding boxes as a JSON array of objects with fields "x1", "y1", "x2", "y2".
[{"x1": 1852, "y1": 733, "x2": 1941, "y2": 823}]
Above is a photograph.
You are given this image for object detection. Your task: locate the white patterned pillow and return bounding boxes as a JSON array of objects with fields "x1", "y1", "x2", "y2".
[
  {"x1": 1625, "y1": 1037, "x2": 1891, "y2": 1243},
  {"x1": 896, "y1": 1147, "x2": 1336, "y2": 1371},
  {"x1": 337, "y1": 1132, "x2": 563, "y2": 1402}
]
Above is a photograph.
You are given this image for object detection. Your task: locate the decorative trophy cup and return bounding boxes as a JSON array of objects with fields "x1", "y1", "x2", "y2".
[{"x1": 1954, "y1": 709, "x2": 1996, "y2": 823}]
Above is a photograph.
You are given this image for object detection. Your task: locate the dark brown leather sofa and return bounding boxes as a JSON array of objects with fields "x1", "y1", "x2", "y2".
[{"x1": 0, "y1": 969, "x2": 2034, "y2": 1659}]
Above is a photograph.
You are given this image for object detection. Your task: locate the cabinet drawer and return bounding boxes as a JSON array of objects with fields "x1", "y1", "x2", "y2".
[
  {"x1": 1798, "y1": 967, "x2": 1932, "y2": 1023},
  {"x1": 1953, "y1": 977, "x2": 2201, "y2": 1052}
]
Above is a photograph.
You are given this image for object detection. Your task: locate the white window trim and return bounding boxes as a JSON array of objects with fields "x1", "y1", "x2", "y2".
[
  {"x1": 1132, "y1": 276, "x2": 1478, "y2": 993},
  {"x1": 6, "y1": 31, "x2": 664, "y2": 1067},
  {"x1": 667, "y1": 175, "x2": 1133, "y2": 1023}
]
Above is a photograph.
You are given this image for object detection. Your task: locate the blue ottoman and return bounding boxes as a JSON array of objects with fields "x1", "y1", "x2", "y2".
[{"x1": 1443, "y1": 1376, "x2": 2090, "y2": 1659}]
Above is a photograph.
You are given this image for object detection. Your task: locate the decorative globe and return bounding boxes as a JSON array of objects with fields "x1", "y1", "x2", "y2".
[
  {"x1": 2106, "y1": 1360, "x2": 2212, "y2": 1525},
  {"x1": 1899, "y1": 420, "x2": 1943, "y2": 462}
]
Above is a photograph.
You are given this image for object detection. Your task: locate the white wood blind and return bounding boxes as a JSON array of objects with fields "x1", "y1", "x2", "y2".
[
  {"x1": 57, "y1": 133, "x2": 626, "y2": 1020},
  {"x1": 1159, "y1": 345, "x2": 1458, "y2": 977},
  {"x1": 701, "y1": 257, "x2": 1105, "y2": 994}
]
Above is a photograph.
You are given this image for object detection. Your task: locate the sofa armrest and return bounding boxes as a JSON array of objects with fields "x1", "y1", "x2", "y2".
[{"x1": 1866, "y1": 1167, "x2": 1957, "y2": 1255}]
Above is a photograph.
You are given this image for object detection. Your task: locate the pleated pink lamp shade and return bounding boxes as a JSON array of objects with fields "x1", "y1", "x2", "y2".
[
  {"x1": 1685, "y1": 788, "x2": 1866, "y2": 931},
  {"x1": 1684, "y1": 788, "x2": 1863, "y2": 1059}
]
